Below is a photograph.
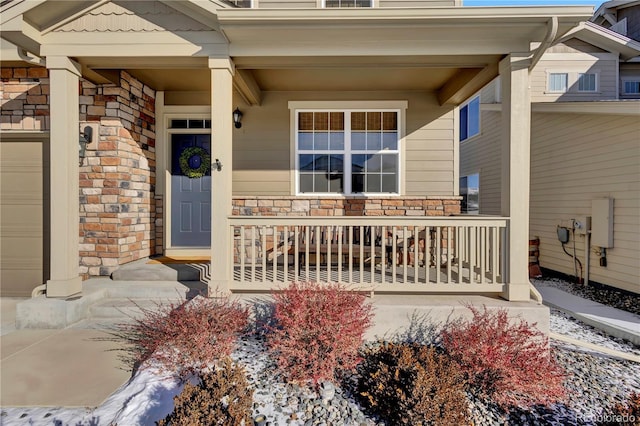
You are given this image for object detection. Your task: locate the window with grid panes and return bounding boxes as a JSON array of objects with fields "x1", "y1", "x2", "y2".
[
  {"x1": 578, "y1": 73, "x2": 597, "y2": 92},
  {"x1": 325, "y1": 0, "x2": 372, "y2": 7},
  {"x1": 296, "y1": 110, "x2": 399, "y2": 195}
]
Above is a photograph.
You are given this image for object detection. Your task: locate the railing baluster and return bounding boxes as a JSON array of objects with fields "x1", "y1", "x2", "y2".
[
  {"x1": 480, "y1": 226, "x2": 486, "y2": 284},
  {"x1": 391, "y1": 227, "x2": 397, "y2": 285},
  {"x1": 491, "y1": 227, "x2": 498, "y2": 284},
  {"x1": 294, "y1": 226, "x2": 299, "y2": 282},
  {"x1": 425, "y1": 226, "x2": 431, "y2": 283},
  {"x1": 327, "y1": 226, "x2": 332, "y2": 281},
  {"x1": 469, "y1": 227, "x2": 476, "y2": 285},
  {"x1": 251, "y1": 226, "x2": 256, "y2": 283},
  {"x1": 348, "y1": 226, "x2": 353, "y2": 283},
  {"x1": 436, "y1": 226, "x2": 442, "y2": 284},
  {"x1": 359, "y1": 226, "x2": 364, "y2": 283},
  {"x1": 284, "y1": 226, "x2": 289, "y2": 283},
  {"x1": 381, "y1": 226, "x2": 386, "y2": 284},
  {"x1": 261, "y1": 226, "x2": 267, "y2": 282},
  {"x1": 272, "y1": 225, "x2": 278, "y2": 284},
  {"x1": 414, "y1": 226, "x2": 419, "y2": 284},
  {"x1": 240, "y1": 226, "x2": 245, "y2": 284},
  {"x1": 447, "y1": 226, "x2": 452, "y2": 283},
  {"x1": 316, "y1": 225, "x2": 321, "y2": 282},
  {"x1": 338, "y1": 226, "x2": 343, "y2": 283},
  {"x1": 305, "y1": 226, "x2": 310, "y2": 281},
  {"x1": 402, "y1": 226, "x2": 408, "y2": 283},
  {"x1": 370, "y1": 226, "x2": 376, "y2": 284}
]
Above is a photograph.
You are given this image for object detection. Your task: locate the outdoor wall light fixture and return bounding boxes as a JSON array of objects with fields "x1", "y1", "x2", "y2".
[
  {"x1": 78, "y1": 125, "x2": 93, "y2": 166},
  {"x1": 233, "y1": 107, "x2": 243, "y2": 129}
]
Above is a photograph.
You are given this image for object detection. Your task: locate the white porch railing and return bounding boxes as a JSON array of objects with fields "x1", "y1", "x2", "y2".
[{"x1": 229, "y1": 216, "x2": 508, "y2": 293}]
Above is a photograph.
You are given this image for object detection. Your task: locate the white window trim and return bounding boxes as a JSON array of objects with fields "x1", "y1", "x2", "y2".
[
  {"x1": 546, "y1": 70, "x2": 601, "y2": 95},
  {"x1": 459, "y1": 95, "x2": 481, "y2": 143},
  {"x1": 289, "y1": 101, "x2": 407, "y2": 196},
  {"x1": 621, "y1": 77, "x2": 640, "y2": 94},
  {"x1": 577, "y1": 72, "x2": 598, "y2": 93},
  {"x1": 547, "y1": 72, "x2": 569, "y2": 93}
]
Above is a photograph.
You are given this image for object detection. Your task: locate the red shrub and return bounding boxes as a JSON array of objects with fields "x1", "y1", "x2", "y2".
[
  {"x1": 115, "y1": 295, "x2": 249, "y2": 377},
  {"x1": 266, "y1": 282, "x2": 373, "y2": 385},
  {"x1": 440, "y1": 305, "x2": 566, "y2": 409}
]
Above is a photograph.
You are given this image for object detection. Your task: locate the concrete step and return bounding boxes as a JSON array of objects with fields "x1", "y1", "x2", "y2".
[{"x1": 110, "y1": 258, "x2": 207, "y2": 282}]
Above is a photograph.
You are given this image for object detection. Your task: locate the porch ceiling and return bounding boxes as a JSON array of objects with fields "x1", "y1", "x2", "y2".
[{"x1": 78, "y1": 54, "x2": 499, "y2": 97}]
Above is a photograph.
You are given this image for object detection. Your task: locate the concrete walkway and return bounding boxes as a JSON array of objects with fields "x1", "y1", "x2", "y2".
[
  {"x1": 0, "y1": 323, "x2": 130, "y2": 407},
  {"x1": 538, "y1": 286, "x2": 640, "y2": 346}
]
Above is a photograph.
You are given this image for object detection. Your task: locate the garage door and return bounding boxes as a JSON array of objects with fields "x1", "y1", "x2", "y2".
[{"x1": 0, "y1": 137, "x2": 49, "y2": 296}]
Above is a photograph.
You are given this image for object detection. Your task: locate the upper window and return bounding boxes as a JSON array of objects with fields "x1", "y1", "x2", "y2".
[
  {"x1": 623, "y1": 80, "x2": 640, "y2": 95},
  {"x1": 578, "y1": 73, "x2": 597, "y2": 92},
  {"x1": 548, "y1": 73, "x2": 568, "y2": 93},
  {"x1": 296, "y1": 110, "x2": 399, "y2": 195},
  {"x1": 228, "y1": 0, "x2": 252, "y2": 7},
  {"x1": 324, "y1": 0, "x2": 372, "y2": 6},
  {"x1": 460, "y1": 96, "x2": 480, "y2": 142}
]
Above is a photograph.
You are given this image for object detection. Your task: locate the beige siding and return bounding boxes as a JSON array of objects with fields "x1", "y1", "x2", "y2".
[
  {"x1": 461, "y1": 108, "x2": 640, "y2": 293},
  {"x1": 618, "y1": 5, "x2": 640, "y2": 41},
  {"x1": 459, "y1": 109, "x2": 501, "y2": 215},
  {"x1": 231, "y1": 90, "x2": 456, "y2": 196},
  {"x1": 257, "y1": 0, "x2": 317, "y2": 8},
  {"x1": 480, "y1": 78, "x2": 500, "y2": 104},
  {"x1": 530, "y1": 113, "x2": 640, "y2": 294},
  {"x1": 531, "y1": 57, "x2": 619, "y2": 102},
  {"x1": 0, "y1": 137, "x2": 49, "y2": 296},
  {"x1": 547, "y1": 39, "x2": 607, "y2": 54}
]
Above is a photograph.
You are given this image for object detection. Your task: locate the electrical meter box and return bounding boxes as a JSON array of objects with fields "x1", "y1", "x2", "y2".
[{"x1": 591, "y1": 199, "x2": 614, "y2": 248}]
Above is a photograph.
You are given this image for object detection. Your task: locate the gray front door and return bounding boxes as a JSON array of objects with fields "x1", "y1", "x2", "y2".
[{"x1": 171, "y1": 134, "x2": 211, "y2": 247}]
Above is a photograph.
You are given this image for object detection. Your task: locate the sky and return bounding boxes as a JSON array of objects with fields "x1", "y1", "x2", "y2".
[{"x1": 464, "y1": 0, "x2": 600, "y2": 6}]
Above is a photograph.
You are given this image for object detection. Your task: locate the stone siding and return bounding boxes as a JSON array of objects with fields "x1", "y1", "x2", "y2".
[
  {"x1": 0, "y1": 67, "x2": 50, "y2": 130},
  {"x1": 232, "y1": 196, "x2": 461, "y2": 217},
  {"x1": 79, "y1": 71, "x2": 157, "y2": 276}
]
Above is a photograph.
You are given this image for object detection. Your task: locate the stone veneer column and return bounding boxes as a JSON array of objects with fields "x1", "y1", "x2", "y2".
[
  {"x1": 46, "y1": 57, "x2": 82, "y2": 297},
  {"x1": 500, "y1": 54, "x2": 532, "y2": 302},
  {"x1": 209, "y1": 58, "x2": 234, "y2": 294}
]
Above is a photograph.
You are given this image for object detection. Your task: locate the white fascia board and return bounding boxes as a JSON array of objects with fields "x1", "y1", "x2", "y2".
[
  {"x1": 0, "y1": 0, "x2": 46, "y2": 25},
  {"x1": 558, "y1": 21, "x2": 640, "y2": 60},
  {"x1": 217, "y1": 6, "x2": 594, "y2": 22}
]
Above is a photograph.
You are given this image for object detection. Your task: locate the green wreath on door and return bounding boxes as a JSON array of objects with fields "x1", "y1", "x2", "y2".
[{"x1": 179, "y1": 146, "x2": 211, "y2": 178}]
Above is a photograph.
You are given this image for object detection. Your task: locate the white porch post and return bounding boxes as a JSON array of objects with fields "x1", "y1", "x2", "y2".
[
  {"x1": 45, "y1": 56, "x2": 82, "y2": 298},
  {"x1": 209, "y1": 57, "x2": 234, "y2": 294},
  {"x1": 500, "y1": 54, "x2": 532, "y2": 302}
]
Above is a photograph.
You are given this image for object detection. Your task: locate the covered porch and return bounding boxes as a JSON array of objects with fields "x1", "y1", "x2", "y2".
[{"x1": 0, "y1": 1, "x2": 593, "y2": 304}]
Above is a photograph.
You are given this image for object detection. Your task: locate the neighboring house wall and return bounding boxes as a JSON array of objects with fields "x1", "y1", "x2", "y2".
[
  {"x1": 617, "y1": 5, "x2": 640, "y2": 40},
  {"x1": 459, "y1": 108, "x2": 501, "y2": 216},
  {"x1": 231, "y1": 91, "x2": 457, "y2": 197},
  {"x1": 460, "y1": 108, "x2": 640, "y2": 293},
  {"x1": 529, "y1": 112, "x2": 640, "y2": 294},
  {"x1": 530, "y1": 41, "x2": 619, "y2": 102}
]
